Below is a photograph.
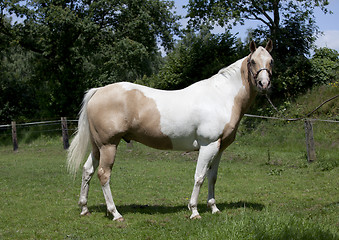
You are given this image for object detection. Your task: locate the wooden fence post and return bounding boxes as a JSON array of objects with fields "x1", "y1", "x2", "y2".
[
  {"x1": 11, "y1": 121, "x2": 18, "y2": 152},
  {"x1": 61, "y1": 117, "x2": 70, "y2": 149},
  {"x1": 304, "y1": 120, "x2": 316, "y2": 163}
]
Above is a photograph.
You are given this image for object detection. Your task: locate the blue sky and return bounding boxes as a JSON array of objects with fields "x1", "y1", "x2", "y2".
[{"x1": 173, "y1": 0, "x2": 339, "y2": 52}]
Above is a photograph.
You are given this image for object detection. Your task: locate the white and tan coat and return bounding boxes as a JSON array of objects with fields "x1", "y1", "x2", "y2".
[{"x1": 67, "y1": 41, "x2": 274, "y2": 221}]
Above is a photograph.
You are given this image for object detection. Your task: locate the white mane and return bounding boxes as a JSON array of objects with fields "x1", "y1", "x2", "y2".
[{"x1": 217, "y1": 57, "x2": 246, "y2": 79}]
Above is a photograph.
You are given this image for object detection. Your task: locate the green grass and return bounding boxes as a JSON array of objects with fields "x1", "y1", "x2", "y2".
[{"x1": 0, "y1": 132, "x2": 338, "y2": 239}]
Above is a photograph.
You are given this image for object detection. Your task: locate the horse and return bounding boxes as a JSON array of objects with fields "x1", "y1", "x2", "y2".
[{"x1": 67, "y1": 40, "x2": 274, "y2": 221}]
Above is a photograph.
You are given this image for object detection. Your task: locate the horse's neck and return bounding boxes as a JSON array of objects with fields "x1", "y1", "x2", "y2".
[{"x1": 216, "y1": 57, "x2": 257, "y2": 115}]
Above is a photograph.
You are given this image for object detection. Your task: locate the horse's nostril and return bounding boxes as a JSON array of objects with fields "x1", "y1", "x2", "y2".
[{"x1": 258, "y1": 81, "x2": 263, "y2": 87}]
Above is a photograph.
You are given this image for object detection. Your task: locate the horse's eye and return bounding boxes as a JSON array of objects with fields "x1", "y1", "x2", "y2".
[
  {"x1": 270, "y1": 59, "x2": 274, "y2": 66},
  {"x1": 251, "y1": 59, "x2": 256, "y2": 65}
]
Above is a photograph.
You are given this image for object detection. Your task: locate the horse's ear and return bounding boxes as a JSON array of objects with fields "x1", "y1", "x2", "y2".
[
  {"x1": 265, "y1": 39, "x2": 273, "y2": 52},
  {"x1": 250, "y1": 40, "x2": 256, "y2": 53}
]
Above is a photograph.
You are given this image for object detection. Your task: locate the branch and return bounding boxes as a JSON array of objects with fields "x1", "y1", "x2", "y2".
[
  {"x1": 250, "y1": 0, "x2": 274, "y2": 27},
  {"x1": 266, "y1": 94, "x2": 339, "y2": 121},
  {"x1": 248, "y1": 11, "x2": 271, "y2": 27}
]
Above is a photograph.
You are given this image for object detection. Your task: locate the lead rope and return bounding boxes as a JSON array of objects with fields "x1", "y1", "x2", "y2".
[{"x1": 265, "y1": 93, "x2": 339, "y2": 122}]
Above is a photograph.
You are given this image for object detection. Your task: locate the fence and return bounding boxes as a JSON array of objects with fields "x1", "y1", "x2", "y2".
[
  {"x1": 243, "y1": 114, "x2": 339, "y2": 162},
  {"x1": 0, "y1": 118, "x2": 77, "y2": 151},
  {"x1": 0, "y1": 115, "x2": 338, "y2": 163}
]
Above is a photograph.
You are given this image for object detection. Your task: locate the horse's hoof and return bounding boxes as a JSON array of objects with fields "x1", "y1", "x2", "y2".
[
  {"x1": 80, "y1": 211, "x2": 91, "y2": 216},
  {"x1": 114, "y1": 217, "x2": 125, "y2": 222},
  {"x1": 212, "y1": 208, "x2": 221, "y2": 214},
  {"x1": 190, "y1": 214, "x2": 201, "y2": 220}
]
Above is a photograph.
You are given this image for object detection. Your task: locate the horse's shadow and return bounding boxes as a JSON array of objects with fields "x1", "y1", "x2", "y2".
[{"x1": 88, "y1": 201, "x2": 265, "y2": 218}]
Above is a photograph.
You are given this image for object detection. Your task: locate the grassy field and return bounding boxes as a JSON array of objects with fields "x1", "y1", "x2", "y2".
[
  {"x1": 0, "y1": 120, "x2": 338, "y2": 240},
  {"x1": 0, "y1": 82, "x2": 338, "y2": 239}
]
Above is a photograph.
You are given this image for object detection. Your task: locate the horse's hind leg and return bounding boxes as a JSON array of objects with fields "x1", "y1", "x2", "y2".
[
  {"x1": 78, "y1": 148, "x2": 99, "y2": 216},
  {"x1": 98, "y1": 144, "x2": 124, "y2": 221}
]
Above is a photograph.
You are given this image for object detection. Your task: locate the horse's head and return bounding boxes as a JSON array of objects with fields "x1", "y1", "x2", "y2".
[{"x1": 247, "y1": 40, "x2": 274, "y2": 93}]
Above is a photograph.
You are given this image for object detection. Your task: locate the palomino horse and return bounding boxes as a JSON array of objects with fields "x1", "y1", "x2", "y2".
[{"x1": 67, "y1": 40, "x2": 273, "y2": 221}]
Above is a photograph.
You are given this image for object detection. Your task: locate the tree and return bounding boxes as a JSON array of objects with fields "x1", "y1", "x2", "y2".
[
  {"x1": 0, "y1": 4, "x2": 12, "y2": 51},
  {"x1": 311, "y1": 48, "x2": 339, "y2": 85},
  {"x1": 139, "y1": 28, "x2": 239, "y2": 90},
  {"x1": 0, "y1": 46, "x2": 37, "y2": 123},
  {"x1": 185, "y1": 0, "x2": 329, "y2": 55},
  {"x1": 1, "y1": 0, "x2": 180, "y2": 118}
]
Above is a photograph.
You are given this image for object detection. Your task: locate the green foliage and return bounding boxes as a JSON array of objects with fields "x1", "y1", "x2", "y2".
[
  {"x1": 273, "y1": 56, "x2": 313, "y2": 98},
  {"x1": 140, "y1": 29, "x2": 241, "y2": 90},
  {"x1": 270, "y1": 47, "x2": 338, "y2": 100},
  {"x1": 185, "y1": 0, "x2": 328, "y2": 42},
  {"x1": 0, "y1": 47, "x2": 37, "y2": 123},
  {"x1": 310, "y1": 48, "x2": 339, "y2": 85},
  {"x1": 0, "y1": 0, "x2": 179, "y2": 120}
]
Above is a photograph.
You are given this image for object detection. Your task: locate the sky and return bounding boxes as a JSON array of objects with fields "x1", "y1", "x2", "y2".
[{"x1": 173, "y1": 0, "x2": 339, "y2": 52}]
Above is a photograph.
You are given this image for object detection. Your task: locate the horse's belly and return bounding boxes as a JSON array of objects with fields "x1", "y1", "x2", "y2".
[
  {"x1": 170, "y1": 136, "x2": 200, "y2": 151},
  {"x1": 127, "y1": 131, "x2": 199, "y2": 151}
]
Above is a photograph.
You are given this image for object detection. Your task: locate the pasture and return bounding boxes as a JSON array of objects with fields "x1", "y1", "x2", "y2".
[{"x1": 0, "y1": 117, "x2": 338, "y2": 239}]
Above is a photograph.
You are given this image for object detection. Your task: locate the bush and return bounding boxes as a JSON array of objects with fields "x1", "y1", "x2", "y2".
[
  {"x1": 139, "y1": 29, "x2": 240, "y2": 90},
  {"x1": 310, "y1": 47, "x2": 339, "y2": 85}
]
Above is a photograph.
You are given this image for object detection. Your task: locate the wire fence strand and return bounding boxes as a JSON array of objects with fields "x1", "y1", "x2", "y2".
[{"x1": 1, "y1": 114, "x2": 338, "y2": 131}]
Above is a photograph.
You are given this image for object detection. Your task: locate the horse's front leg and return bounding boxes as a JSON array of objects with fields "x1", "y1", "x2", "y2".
[
  {"x1": 188, "y1": 140, "x2": 221, "y2": 219},
  {"x1": 207, "y1": 152, "x2": 222, "y2": 214},
  {"x1": 78, "y1": 152, "x2": 99, "y2": 216}
]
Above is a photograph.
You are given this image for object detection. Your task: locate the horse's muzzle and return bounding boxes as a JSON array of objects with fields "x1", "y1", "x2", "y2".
[
  {"x1": 256, "y1": 68, "x2": 272, "y2": 92},
  {"x1": 257, "y1": 78, "x2": 271, "y2": 91}
]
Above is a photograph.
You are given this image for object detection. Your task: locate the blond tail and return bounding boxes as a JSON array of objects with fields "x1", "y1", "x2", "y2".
[{"x1": 67, "y1": 88, "x2": 98, "y2": 176}]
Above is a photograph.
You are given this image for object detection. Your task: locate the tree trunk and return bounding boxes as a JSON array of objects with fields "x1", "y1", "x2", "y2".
[{"x1": 271, "y1": 0, "x2": 280, "y2": 50}]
